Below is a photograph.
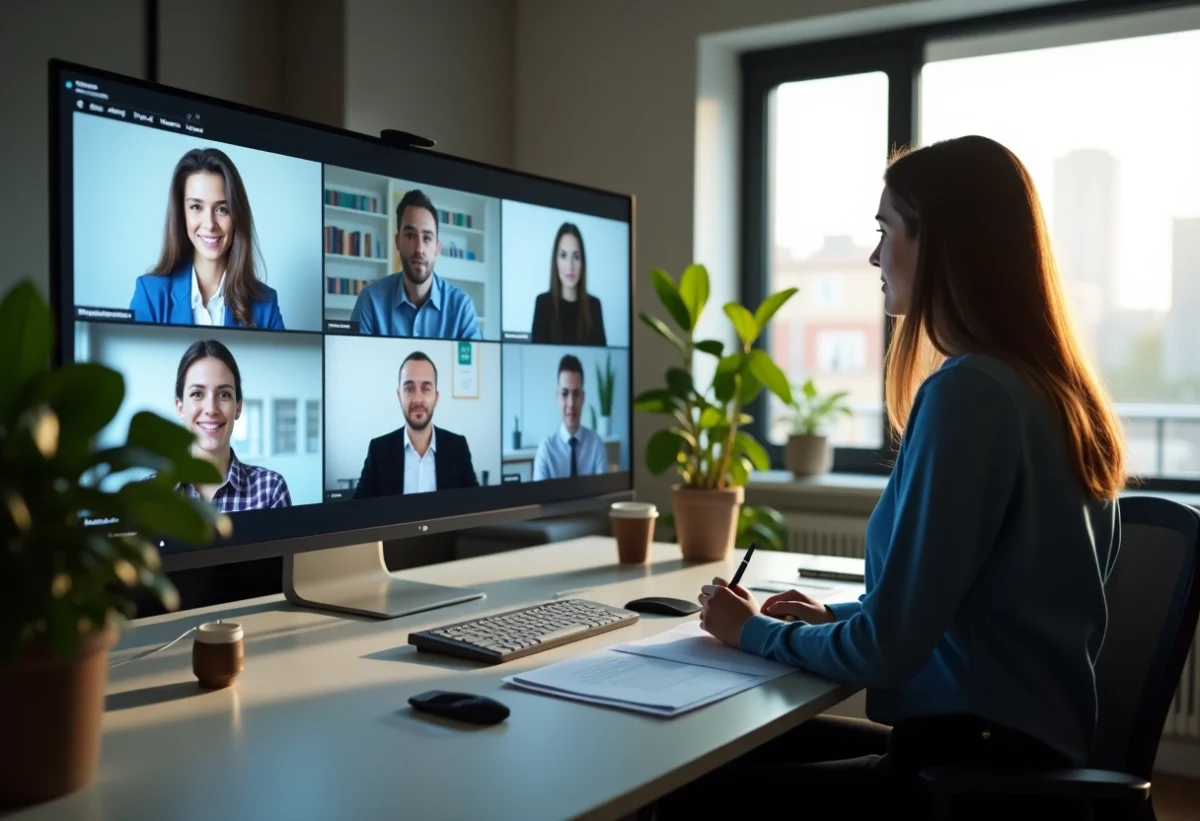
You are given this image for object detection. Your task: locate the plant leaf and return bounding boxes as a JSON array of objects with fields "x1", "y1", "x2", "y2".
[
  {"x1": 639, "y1": 312, "x2": 685, "y2": 354},
  {"x1": 117, "y1": 480, "x2": 217, "y2": 544},
  {"x1": 738, "y1": 367, "x2": 762, "y2": 405},
  {"x1": 0, "y1": 281, "x2": 53, "y2": 423},
  {"x1": 645, "y1": 429, "x2": 686, "y2": 476},
  {"x1": 712, "y1": 353, "x2": 742, "y2": 404},
  {"x1": 666, "y1": 367, "x2": 693, "y2": 399},
  {"x1": 729, "y1": 456, "x2": 750, "y2": 487},
  {"x1": 34, "y1": 363, "x2": 124, "y2": 442},
  {"x1": 753, "y1": 287, "x2": 799, "y2": 329},
  {"x1": 649, "y1": 268, "x2": 693, "y2": 332},
  {"x1": 678, "y1": 263, "x2": 710, "y2": 329},
  {"x1": 698, "y1": 407, "x2": 723, "y2": 428},
  {"x1": 723, "y1": 303, "x2": 759, "y2": 347},
  {"x1": 634, "y1": 389, "x2": 681, "y2": 415},
  {"x1": 695, "y1": 339, "x2": 723, "y2": 358},
  {"x1": 126, "y1": 411, "x2": 196, "y2": 458},
  {"x1": 747, "y1": 350, "x2": 793, "y2": 405},
  {"x1": 734, "y1": 431, "x2": 770, "y2": 472}
]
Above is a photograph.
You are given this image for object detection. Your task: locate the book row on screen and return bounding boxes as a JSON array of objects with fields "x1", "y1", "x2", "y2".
[
  {"x1": 76, "y1": 320, "x2": 631, "y2": 512},
  {"x1": 70, "y1": 112, "x2": 631, "y2": 347}
]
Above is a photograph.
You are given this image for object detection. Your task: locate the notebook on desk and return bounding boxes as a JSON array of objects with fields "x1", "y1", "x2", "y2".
[{"x1": 502, "y1": 622, "x2": 796, "y2": 717}]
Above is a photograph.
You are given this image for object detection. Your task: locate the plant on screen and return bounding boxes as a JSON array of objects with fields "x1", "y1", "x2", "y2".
[
  {"x1": 633, "y1": 264, "x2": 794, "y2": 549},
  {"x1": 0, "y1": 281, "x2": 229, "y2": 664},
  {"x1": 595, "y1": 352, "x2": 615, "y2": 419}
]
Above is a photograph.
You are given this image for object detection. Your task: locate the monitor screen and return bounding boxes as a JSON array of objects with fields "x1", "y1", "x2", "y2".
[{"x1": 50, "y1": 62, "x2": 634, "y2": 565}]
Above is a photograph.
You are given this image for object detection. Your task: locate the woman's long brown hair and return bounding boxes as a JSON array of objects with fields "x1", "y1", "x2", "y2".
[
  {"x1": 548, "y1": 222, "x2": 592, "y2": 342},
  {"x1": 149, "y1": 148, "x2": 266, "y2": 328},
  {"x1": 883, "y1": 136, "x2": 1125, "y2": 501}
]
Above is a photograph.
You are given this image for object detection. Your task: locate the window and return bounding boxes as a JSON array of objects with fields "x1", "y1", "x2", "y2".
[
  {"x1": 273, "y1": 399, "x2": 297, "y2": 455},
  {"x1": 231, "y1": 399, "x2": 263, "y2": 459},
  {"x1": 306, "y1": 399, "x2": 321, "y2": 454},
  {"x1": 743, "y1": 1, "x2": 1200, "y2": 487}
]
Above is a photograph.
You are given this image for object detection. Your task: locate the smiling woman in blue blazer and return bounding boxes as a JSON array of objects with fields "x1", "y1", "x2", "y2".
[{"x1": 130, "y1": 148, "x2": 284, "y2": 329}]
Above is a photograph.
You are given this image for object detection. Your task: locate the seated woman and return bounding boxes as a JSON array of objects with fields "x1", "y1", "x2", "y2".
[
  {"x1": 529, "y1": 222, "x2": 606, "y2": 346},
  {"x1": 171, "y1": 339, "x2": 291, "y2": 510},
  {"x1": 660, "y1": 136, "x2": 1125, "y2": 821},
  {"x1": 130, "y1": 147, "x2": 284, "y2": 329}
]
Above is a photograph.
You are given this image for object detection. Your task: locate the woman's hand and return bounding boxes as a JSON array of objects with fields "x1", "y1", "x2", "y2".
[
  {"x1": 698, "y1": 577, "x2": 759, "y2": 648},
  {"x1": 760, "y1": 589, "x2": 836, "y2": 625}
]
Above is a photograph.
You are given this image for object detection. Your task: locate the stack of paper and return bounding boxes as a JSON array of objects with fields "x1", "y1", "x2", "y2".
[{"x1": 502, "y1": 622, "x2": 797, "y2": 717}]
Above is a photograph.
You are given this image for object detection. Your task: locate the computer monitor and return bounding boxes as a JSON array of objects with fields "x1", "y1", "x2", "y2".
[{"x1": 49, "y1": 60, "x2": 635, "y2": 619}]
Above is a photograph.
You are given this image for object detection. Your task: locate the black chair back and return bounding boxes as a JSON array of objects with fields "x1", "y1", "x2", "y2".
[{"x1": 1091, "y1": 495, "x2": 1200, "y2": 779}]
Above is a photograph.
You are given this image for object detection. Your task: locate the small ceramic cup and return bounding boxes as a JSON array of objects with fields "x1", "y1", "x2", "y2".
[
  {"x1": 192, "y1": 621, "x2": 244, "y2": 689},
  {"x1": 610, "y1": 502, "x2": 658, "y2": 564}
]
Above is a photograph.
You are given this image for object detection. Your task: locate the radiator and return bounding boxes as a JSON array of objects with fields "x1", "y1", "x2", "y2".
[{"x1": 782, "y1": 511, "x2": 1200, "y2": 740}]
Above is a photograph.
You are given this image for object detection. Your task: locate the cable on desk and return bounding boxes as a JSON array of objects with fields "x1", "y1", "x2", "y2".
[{"x1": 108, "y1": 625, "x2": 197, "y2": 668}]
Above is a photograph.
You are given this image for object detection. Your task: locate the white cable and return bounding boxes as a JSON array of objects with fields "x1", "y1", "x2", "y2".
[{"x1": 108, "y1": 625, "x2": 198, "y2": 668}]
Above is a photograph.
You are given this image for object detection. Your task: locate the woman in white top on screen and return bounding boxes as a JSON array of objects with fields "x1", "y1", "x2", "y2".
[
  {"x1": 529, "y1": 223, "x2": 606, "y2": 346},
  {"x1": 129, "y1": 148, "x2": 284, "y2": 329}
]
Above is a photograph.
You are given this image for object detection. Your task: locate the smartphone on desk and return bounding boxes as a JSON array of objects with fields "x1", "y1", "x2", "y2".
[{"x1": 795, "y1": 554, "x2": 865, "y2": 584}]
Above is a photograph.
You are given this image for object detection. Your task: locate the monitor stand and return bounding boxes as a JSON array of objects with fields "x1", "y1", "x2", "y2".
[{"x1": 282, "y1": 541, "x2": 484, "y2": 619}]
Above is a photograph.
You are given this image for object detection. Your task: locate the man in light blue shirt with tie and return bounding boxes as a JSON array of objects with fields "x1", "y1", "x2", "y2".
[
  {"x1": 533, "y1": 354, "x2": 608, "y2": 481},
  {"x1": 350, "y1": 189, "x2": 482, "y2": 339}
]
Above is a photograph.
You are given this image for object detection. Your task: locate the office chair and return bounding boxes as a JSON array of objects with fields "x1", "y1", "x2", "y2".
[{"x1": 919, "y1": 494, "x2": 1200, "y2": 821}]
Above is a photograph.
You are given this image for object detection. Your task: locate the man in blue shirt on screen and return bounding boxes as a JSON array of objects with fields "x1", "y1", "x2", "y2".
[
  {"x1": 350, "y1": 189, "x2": 482, "y2": 339},
  {"x1": 533, "y1": 354, "x2": 608, "y2": 481}
]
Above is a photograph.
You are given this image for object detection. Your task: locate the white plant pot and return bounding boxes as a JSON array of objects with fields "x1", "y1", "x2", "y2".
[{"x1": 600, "y1": 415, "x2": 612, "y2": 437}]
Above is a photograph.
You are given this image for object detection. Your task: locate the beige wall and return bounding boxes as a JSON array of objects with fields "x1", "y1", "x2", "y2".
[
  {"x1": 0, "y1": 0, "x2": 145, "y2": 297},
  {"x1": 343, "y1": 0, "x2": 515, "y2": 166},
  {"x1": 512, "y1": 0, "x2": 907, "y2": 514}
]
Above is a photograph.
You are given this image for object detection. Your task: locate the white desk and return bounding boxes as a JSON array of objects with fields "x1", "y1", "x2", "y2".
[{"x1": 12, "y1": 538, "x2": 863, "y2": 821}]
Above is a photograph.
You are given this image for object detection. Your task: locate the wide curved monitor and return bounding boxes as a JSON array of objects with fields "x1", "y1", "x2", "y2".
[{"x1": 49, "y1": 61, "x2": 635, "y2": 586}]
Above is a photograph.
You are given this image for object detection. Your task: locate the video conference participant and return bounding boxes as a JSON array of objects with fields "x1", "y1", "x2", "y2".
[
  {"x1": 530, "y1": 223, "x2": 607, "y2": 346},
  {"x1": 350, "y1": 190, "x2": 481, "y2": 340},
  {"x1": 130, "y1": 148, "x2": 285, "y2": 329},
  {"x1": 169, "y1": 339, "x2": 291, "y2": 510},
  {"x1": 353, "y1": 351, "x2": 480, "y2": 497},
  {"x1": 532, "y1": 354, "x2": 608, "y2": 481}
]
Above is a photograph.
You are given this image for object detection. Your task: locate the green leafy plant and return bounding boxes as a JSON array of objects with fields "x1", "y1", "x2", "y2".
[
  {"x1": 595, "y1": 352, "x2": 615, "y2": 418},
  {"x1": 780, "y1": 378, "x2": 853, "y2": 436},
  {"x1": 1, "y1": 281, "x2": 230, "y2": 664},
  {"x1": 513, "y1": 415, "x2": 520, "y2": 434},
  {"x1": 634, "y1": 263, "x2": 797, "y2": 489},
  {"x1": 588, "y1": 405, "x2": 598, "y2": 431}
]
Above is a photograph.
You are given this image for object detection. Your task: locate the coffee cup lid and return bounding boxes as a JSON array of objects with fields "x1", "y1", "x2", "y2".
[
  {"x1": 610, "y1": 501, "x2": 658, "y2": 519},
  {"x1": 195, "y1": 622, "x2": 244, "y2": 644}
]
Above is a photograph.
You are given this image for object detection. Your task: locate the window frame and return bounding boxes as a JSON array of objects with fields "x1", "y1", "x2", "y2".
[{"x1": 740, "y1": 0, "x2": 1200, "y2": 490}]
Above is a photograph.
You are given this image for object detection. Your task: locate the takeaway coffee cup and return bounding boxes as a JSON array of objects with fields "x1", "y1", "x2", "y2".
[
  {"x1": 610, "y1": 502, "x2": 658, "y2": 564},
  {"x1": 192, "y1": 621, "x2": 244, "y2": 689}
]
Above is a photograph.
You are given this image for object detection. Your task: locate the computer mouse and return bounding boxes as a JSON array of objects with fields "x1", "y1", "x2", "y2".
[
  {"x1": 623, "y1": 596, "x2": 702, "y2": 617},
  {"x1": 408, "y1": 690, "x2": 510, "y2": 726}
]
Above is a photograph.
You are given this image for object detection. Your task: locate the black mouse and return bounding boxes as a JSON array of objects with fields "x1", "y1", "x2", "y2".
[
  {"x1": 408, "y1": 690, "x2": 510, "y2": 725},
  {"x1": 624, "y1": 596, "x2": 702, "y2": 617}
]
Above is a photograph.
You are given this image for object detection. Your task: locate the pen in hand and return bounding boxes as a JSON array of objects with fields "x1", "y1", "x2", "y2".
[{"x1": 729, "y1": 542, "x2": 756, "y2": 588}]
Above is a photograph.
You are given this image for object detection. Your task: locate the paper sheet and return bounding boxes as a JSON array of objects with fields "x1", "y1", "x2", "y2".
[
  {"x1": 503, "y1": 649, "x2": 763, "y2": 716},
  {"x1": 610, "y1": 622, "x2": 796, "y2": 678}
]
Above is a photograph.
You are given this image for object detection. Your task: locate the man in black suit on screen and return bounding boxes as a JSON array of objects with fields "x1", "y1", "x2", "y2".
[{"x1": 353, "y1": 351, "x2": 479, "y2": 498}]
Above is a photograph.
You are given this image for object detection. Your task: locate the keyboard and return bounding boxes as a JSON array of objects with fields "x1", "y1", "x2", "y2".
[{"x1": 408, "y1": 599, "x2": 639, "y2": 664}]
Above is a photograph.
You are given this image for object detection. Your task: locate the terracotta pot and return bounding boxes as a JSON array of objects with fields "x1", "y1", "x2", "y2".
[
  {"x1": 786, "y1": 434, "x2": 832, "y2": 476},
  {"x1": 0, "y1": 621, "x2": 116, "y2": 808},
  {"x1": 671, "y1": 484, "x2": 744, "y2": 562}
]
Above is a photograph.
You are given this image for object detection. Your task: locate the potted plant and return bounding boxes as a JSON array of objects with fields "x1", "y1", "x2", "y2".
[
  {"x1": 0, "y1": 281, "x2": 228, "y2": 808},
  {"x1": 778, "y1": 378, "x2": 853, "y2": 476},
  {"x1": 595, "y1": 352, "x2": 615, "y2": 437},
  {"x1": 512, "y1": 416, "x2": 521, "y2": 450},
  {"x1": 634, "y1": 263, "x2": 797, "y2": 561}
]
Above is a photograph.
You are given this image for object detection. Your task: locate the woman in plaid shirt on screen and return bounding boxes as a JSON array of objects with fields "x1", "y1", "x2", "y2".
[{"x1": 171, "y1": 339, "x2": 291, "y2": 511}]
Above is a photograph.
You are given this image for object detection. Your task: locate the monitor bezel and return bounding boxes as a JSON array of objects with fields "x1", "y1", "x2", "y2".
[{"x1": 48, "y1": 59, "x2": 637, "y2": 572}]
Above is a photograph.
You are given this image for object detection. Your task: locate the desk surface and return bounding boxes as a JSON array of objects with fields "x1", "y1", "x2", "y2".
[{"x1": 13, "y1": 538, "x2": 862, "y2": 821}]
